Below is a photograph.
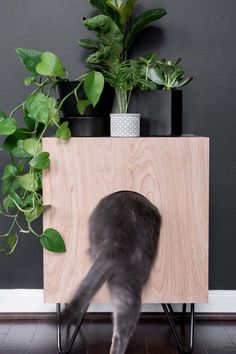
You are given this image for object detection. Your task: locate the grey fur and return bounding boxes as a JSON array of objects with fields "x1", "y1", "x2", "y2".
[{"x1": 63, "y1": 191, "x2": 161, "y2": 354}]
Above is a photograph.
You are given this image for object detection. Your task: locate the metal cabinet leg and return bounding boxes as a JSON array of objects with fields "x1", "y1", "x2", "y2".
[
  {"x1": 57, "y1": 303, "x2": 89, "y2": 354},
  {"x1": 162, "y1": 303, "x2": 195, "y2": 353}
]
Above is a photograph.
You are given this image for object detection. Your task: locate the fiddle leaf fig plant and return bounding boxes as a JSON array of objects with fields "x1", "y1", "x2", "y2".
[
  {"x1": 79, "y1": 15, "x2": 124, "y2": 67},
  {"x1": 105, "y1": 0, "x2": 135, "y2": 26},
  {"x1": 79, "y1": 1, "x2": 167, "y2": 114},
  {"x1": 79, "y1": 0, "x2": 167, "y2": 67},
  {"x1": 84, "y1": 0, "x2": 167, "y2": 56},
  {"x1": 124, "y1": 7, "x2": 167, "y2": 53}
]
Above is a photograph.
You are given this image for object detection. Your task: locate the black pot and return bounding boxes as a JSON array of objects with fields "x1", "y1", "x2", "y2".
[
  {"x1": 58, "y1": 81, "x2": 114, "y2": 118},
  {"x1": 127, "y1": 90, "x2": 182, "y2": 136},
  {"x1": 60, "y1": 116, "x2": 110, "y2": 137}
]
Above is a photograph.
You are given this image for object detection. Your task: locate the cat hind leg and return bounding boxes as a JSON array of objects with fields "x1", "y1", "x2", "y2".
[{"x1": 109, "y1": 284, "x2": 141, "y2": 354}]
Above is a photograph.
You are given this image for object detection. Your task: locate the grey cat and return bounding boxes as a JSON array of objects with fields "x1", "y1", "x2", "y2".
[{"x1": 63, "y1": 191, "x2": 161, "y2": 354}]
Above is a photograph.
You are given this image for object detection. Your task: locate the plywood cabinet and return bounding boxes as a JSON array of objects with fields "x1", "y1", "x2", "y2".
[{"x1": 42, "y1": 137, "x2": 209, "y2": 304}]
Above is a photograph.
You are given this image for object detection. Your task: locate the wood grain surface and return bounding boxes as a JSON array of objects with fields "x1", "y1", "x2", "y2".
[{"x1": 42, "y1": 137, "x2": 209, "y2": 304}]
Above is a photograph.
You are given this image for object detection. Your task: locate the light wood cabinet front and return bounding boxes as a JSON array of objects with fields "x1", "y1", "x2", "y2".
[{"x1": 43, "y1": 137, "x2": 209, "y2": 304}]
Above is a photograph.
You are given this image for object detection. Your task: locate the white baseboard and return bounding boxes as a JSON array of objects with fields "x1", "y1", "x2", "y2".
[{"x1": 0, "y1": 290, "x2": 236, "y2": 313}]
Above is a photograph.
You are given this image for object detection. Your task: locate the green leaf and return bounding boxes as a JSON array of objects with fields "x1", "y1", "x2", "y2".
[
  {"x1": 106, "y1": 0, "x2": 136, "y2": 24},
  {"x1": 106, "y1": 0, "x2": 122, "y2": 12},
  {"x1": 48, "y1": 97, "x2": 57, "y2": 109},
  {"x1": 124, "y1": 8, "x2": 167, "y2": 51},
  {"x1": 176, "y1": 76, "x2": 193, "y2": 88},
  {"x1": 3, "y1": 194, "x2": 14, "y2": 212},
  {"x1": 1, "y1": 164, "x2": 18, "y2": 195},
  {"x1": 49, "y1": 108, "x2": 60, "y2": 126},
  {"x1": 2, "y1": 179, "x2": 10, "y2": 194},
  {"x1": 24, "y1": 74, "x2": 37, "y2": 86},
  {"x1": 10, "y1": 178, "x2": 21, "y2": 192},
  {"x1": 36, "y1": 52, "x2": 65, "y2": 77},
  {"x1": 3, "y1": 129, "x2": 32, "y2": 151},
  {"x1": 84, "y1": 71, "x2": 104, "y2": 107},
  {"x1": 15, "y1": 48, "x2": 42, "y2": 74},
  {"x1": 120, "y1": 0, "x2": 136, "y2": 24},
  {"x1": 29, "y1": 152, "x2": 50, "y2": 170},
  {"x1": 0, "y1": 234, "x2": 18, "y2": 255},
  {"x1": 86, "y1": 46, "x2": 113, "y2": 65},
  {"x1": 90, "y1": 0, "x2": 121, "y2": 28},
  {"x1": 22, "y1": 193, "x2": 34, "y2": 208},
  {"x1": 0, "y1": 118, "x2": 17, "y2": 135},
  {"x1": 139, "y1": 52, "x2": 158, "y2": 66},
  {"x1": 173, "y1": 58, "x2": 182, "y2": 67},
  {"x1": 17, "y1": 160, "x2": 25, "y2": 174},
  {"x1": 77, "y1": 100, "x2": 90, "y2": 115},
  {"x1": 23, "y1": 138, "x2": 40, "y2": 156},
  {"x1": 55, "y1": 122, "x2": 71, "y2": 140},
  {"x1": 48, "y1": 97, "x2": 60, "y2": 126},
  {"x1": 0, "y1": 111, "x2": 7, "y2": 119},
  {"x1": 24, "y1": 112, "x2": 36, "y2": 130},
  {"x1": 12, "y1": 140, "x2": 32, "y2": 158},
  {"x1": 2, "y1": 164, "x2": 17, "y2": 181},
  {"x1": 37, "y1": 172, "x2": 42, "y2": 190},
  {"x1": 26, "y1": 93, "x2": 49, "y2": 125},
  {"x1": 2, "y1": 176, "x2": 15, "y2": 195},
  {"x1": 40, "y1": 228, "x2": 66, "y2": 252},
  {"x1": 9, "y1": 189, "x2": 23, "y2": 208},
  {"x1": 79, "y1": 39, "x2": 101, "y2": 50},
  {"x1": 82, "y1": 15, "x2": 123, "y2": 66},
  {"x1": 148, "y1": 67, "x2": 165, "y2": 85},
  {"x1": 18, "y1": 173, "x2": 38, "y2": 192},
  {"x1": 25, "y1": 204, "x2": 49, "y2": 223}
]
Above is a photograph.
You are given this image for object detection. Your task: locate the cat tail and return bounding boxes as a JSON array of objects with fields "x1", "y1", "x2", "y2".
[{"x1": 62, "y1": 257, "x2": 113, "y2": 321}]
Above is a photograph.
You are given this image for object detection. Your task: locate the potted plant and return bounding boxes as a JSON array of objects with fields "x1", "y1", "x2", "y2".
[
  {"x1": 58, "y1": 79, "x2": 114, "y2": 122},
  {"x1": 0, "y1": 48, "x2": 100, "y2": 254},
  {"x1": 79, "y1": 0, "x2": 167, "y2": 136},
  {"x1": 58, "y1": 71, "x2": 108, "y2": 136},
  {"x1": 80, "y1": 0, "x2": 166, "y2": 61},
  {"x1": 103, "y1": 59, "x2": 154, "y2": 136},
  {"x1": 128, "y1": 57, "x2": 193, "y2": 136}
]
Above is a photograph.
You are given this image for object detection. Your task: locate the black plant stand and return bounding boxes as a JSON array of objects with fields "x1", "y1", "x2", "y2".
[
  {"x1": 57, "y1": 303, "x2": 195, "y2": 354},
  {"x1": 162, "y1": 303, "x2": 195, "y2": 353},
  {"x1": 57, "y1": 303, "x2": 89, "y2": 354}
]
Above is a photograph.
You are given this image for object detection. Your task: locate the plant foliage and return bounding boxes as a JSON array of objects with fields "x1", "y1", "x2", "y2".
[
  {"x1": 0, "y1": 48, "x2": 68, "y2": 255},
  {"x1": 104, "y1": 57, "x2": 155, "y2": 113},
  {"x1": 79, "y1": 0, "x2": 167, "y2": 113},
  {"x1": 0, "y1": 48, "x2": 104, "y2": 255},
  {"x1": 87, "y1": 0, "x2": 167, "y2": 54},
  {"x1": 148, "y1": 58, "x2": 193, "y2": 89}
]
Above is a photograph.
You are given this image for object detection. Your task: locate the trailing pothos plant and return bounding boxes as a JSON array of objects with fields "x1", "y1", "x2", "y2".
[
  {"x1": 58, "y1": 70, "x2": 105, "y2": 115},
  {"x1": 0, "y1": 48, "x2": 104, "y2": 255}
]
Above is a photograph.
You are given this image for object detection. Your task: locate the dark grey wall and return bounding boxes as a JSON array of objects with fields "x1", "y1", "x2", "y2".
[{"x1": 0, "y1": 0, "x2": 236, "y2": 290}]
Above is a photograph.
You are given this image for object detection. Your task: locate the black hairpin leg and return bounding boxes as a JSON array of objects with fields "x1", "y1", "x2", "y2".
[
  {"x1": 57, "y1": 303, "x2": 89, "y2": 354},
  {"x1": 162, "y1": 303, "x2": 195, "y2": 353},
  {"x1": 166, "y1": 303, "x2": 187, "y2": 323}
]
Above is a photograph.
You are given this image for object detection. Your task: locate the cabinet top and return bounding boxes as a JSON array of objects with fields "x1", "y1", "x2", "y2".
[{"x1": 42, "y1": 136, "x2": 209, "y2": 140}]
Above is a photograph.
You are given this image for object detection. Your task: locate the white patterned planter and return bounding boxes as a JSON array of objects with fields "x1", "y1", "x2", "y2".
[{"x1": 110, "y1": 113, "x2": 141, "y2": 137}]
